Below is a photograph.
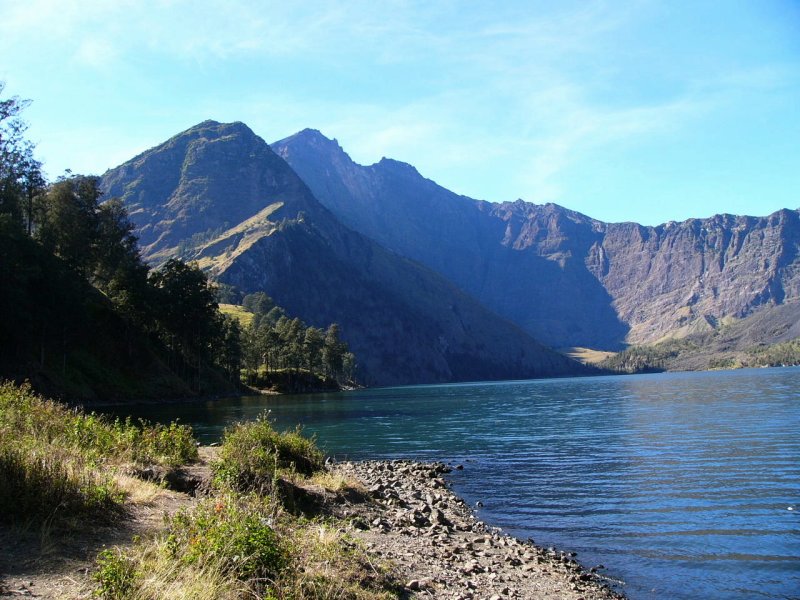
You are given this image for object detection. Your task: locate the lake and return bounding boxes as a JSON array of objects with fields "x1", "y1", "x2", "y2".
[{"x1": 109, "y1": 367, "x2": 800, "y2": 599}]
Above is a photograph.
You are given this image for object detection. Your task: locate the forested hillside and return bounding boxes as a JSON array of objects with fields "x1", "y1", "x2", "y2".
[{"x1": 0, "y1": 86, "x2": 241, "y2": 401}]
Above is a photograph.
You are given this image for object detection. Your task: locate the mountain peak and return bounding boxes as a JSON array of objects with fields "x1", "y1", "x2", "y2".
[
  {"x1": 374, "y1": 157, "x2": 421, "y2": 178},
  {"x1": 181, "y1": 119, "x2": 256, "y2": 139},
  {"x1": 277, "y1": 128, "x2": 344, "y2": 152},
  {"x1": 101, "y1": 118, "x2": 322, "y2": 262},
  {"x1": 272, "y1": 129, "x2": 355, "y2": 172}
]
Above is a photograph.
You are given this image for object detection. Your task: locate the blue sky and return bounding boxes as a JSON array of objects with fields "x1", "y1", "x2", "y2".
[{"x1": 1, "y1": 0, "x2": 798, "y2": 225}]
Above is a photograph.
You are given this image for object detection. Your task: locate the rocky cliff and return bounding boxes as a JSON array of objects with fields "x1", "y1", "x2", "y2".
[
  {"x1": 101, "y1": 121, "x2": 583, "y2": 385},
  {"x1": 593, "y1": 210, "x2": 800, "y2": 343},
  {"x1": 274, "y1": 130, "x2": 800, "y2": 349}
]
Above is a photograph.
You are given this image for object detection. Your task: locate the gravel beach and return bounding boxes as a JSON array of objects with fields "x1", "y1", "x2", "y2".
[{"x1": 333, "y1": 459, "x2": 626, "y2": 600}]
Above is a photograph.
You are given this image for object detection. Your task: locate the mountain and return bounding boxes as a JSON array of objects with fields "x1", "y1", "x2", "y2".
[
  {"x1": 101, "y1": 121, "x2": 583, "y2": 386},
  {"x1": 273, "y1": 130, "x2": 800, "y2": 350},
  {"x1": 600, "y1": 300, "x2": 800, "y2": 373}
]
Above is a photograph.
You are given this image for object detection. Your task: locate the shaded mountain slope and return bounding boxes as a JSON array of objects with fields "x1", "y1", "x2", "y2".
[
  {"x1": 273, "y1": 130, "x2": 800, "y2": 349},
  {"x1": 101, "y1": 121, "x2": 583, "y2": 385},
  {"x1": 272, "y1": 131, "x2": 626, "y2": 349}
]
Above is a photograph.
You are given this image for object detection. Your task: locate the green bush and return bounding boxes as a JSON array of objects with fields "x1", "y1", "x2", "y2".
[
  {"x1": 0, "y1": 381, "x2": 198, "y2": 467},
  {"x1": 93, "y1": 548, "x2": 138, "y2": 599},
  {"x1": 111, "y1": 417, "x2": 198, "y2": 467},
  {"x1": 0, "y1": 381, "x2": 198, "y2": 525},
  {"x1": 214, "y1": 415, "x2": 323, "y2": 492},
  {"x1": 0, "y1": 439, "x2": 122, "y2": 525},
  {"x1": 165, "y1": 494, "x2": 286, "y2": 581},
  {"x1": 745, "y1": 339, "x2": 800, "y2": 367}
]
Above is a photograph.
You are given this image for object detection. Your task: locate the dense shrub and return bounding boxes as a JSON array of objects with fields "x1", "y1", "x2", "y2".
[
  {"x1": 94, "y1": 495, "x2": 287, "y2": 599},
  {"x1": 213, "y1": 415, "x2": 323, "y2": 492},
  {"x1": 0, "y1": 381, "x2": 197, "y2": 525},
  {"x1": 166, "y1": 494, "x2": 286, "y2": 581},
  {"x1": 745, "y1": 339, "x2": 800, "y2": 367},
  {"x1": 0, "y1": 381, "x2": 197, "y2": 466},
  {"x1": 93, "y1": 548, "x2": 138, "y2": 600},
  {"x1": 0, "y1": 440, "x2": 122, "y2": 524},
  {"x1": 94, "y1": 498, "x2": 399, "y2": 600}
]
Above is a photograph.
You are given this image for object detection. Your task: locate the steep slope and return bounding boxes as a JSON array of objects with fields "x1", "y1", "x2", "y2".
[
  {"x1": 273, "y1": 131, "x2": 626, "y2": 349},
  {"x1": 591, "y1": 210, "x2": 800, "y2": 343},
  {"x1": 273, "y1": 130, "x2": 800, "y2": 349},
  {"x1": 0, "y1": 221, "x2": 227, "y2": 402},
  {"x1": 600, "y1": 300, "x2": 800, "y2": 373},
  {"x1": 102, "y1": 121, "x2": 321, "y2": 265},
  {"x1": 101, "y1": 121, "x2": 583, "y2": 385}
]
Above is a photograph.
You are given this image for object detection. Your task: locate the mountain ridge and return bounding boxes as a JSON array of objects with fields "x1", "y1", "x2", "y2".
[
  {"x1": 273, "y1": 129, "x2": 800, "y2": 350},
  {"x1": 101, "y1": 121, "x2": 585, "y2": 386}
]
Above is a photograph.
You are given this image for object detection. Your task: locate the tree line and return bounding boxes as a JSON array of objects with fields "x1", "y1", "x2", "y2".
[
  {"x1": 0, "y1": 83, "x2": 356, "y2": 395},
  {"x1": 236, "y1": 292, "x2": 355, "y2": 385}
]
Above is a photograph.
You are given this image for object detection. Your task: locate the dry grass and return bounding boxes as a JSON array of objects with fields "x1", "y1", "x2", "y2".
[
  {"x1": 308, "y1": 470, "x2": 366, "y2": 495},
  {"x1": 559, "y1": 346, "x2": 617, "y2": 365},
  {"x1": 218, "y1": 304, "x2": 255, "y2": 328},
  {"x1": 275, "y1": 523, "x2": 399, "y2": 600},
  {"x1": 114, "y1": 474, "x2": 170, "y2": 507}
]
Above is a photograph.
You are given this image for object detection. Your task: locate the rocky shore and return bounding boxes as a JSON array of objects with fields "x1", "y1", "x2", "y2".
[
  {"x1": 333, "y1": 459, "x2": 625, "y2": 600},
  {"x1": 0, "y1": 450, "x2": 627, "y2": 599}
]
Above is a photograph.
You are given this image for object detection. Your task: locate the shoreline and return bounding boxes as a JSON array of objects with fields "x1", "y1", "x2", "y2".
[
  {"x1": 82, "y1": 381, "x2": 362, "y2": 409},
  {"x1": 332, "y1": 458, "x2": 625, "y2": 599},
  {"x1": 0, "y1": 447, "x2": 626, "y2": 599}
]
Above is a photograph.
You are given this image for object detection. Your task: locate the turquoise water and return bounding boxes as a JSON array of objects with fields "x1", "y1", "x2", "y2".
[{"x1": 111, "y1": 368, "x2": 800, "y2": 599}]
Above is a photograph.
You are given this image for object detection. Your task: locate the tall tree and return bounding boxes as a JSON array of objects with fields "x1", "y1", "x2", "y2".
[
  {"x1": 303, "y1": 326, "x2": 324, "y2": 373},
  {"x1": 34, "y1": 175, "x2": 100, "y2": 275},
  {"x1": 323, "y1": 323, "x2": 345, "y2": 378},
  {"x1": 149, "y1": 259, "x2": 221, "y2": 384},
  {"x1": 0, "y1": 83, "x2": 44, "y2": 230},
  {"x1": 218, "y1": 315, "x2": 242, "y2": 381}
]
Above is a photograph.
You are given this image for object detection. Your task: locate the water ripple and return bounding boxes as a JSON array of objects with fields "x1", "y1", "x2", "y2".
[{"x1": 106, "y1": 367, "x2": 800, "y2": 600}]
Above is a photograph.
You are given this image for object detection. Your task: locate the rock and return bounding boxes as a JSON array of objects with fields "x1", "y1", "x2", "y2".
[
  {"x1": 406, "y1": 579, "x2": 423, "y2": 591},
  {"x1": 329, "y1": 460, "x2": 622, "y2": 600},
  {"x1": 432, "y1": 508, "x2": 452, "y2": 526}
]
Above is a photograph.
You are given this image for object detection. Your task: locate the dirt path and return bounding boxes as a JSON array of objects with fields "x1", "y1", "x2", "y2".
[{"x1": 0, "y1": 448, "x2": 216, "y2": 599}]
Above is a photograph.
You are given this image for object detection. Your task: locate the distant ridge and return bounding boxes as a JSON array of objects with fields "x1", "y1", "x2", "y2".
[{"x1": 273, "y1": 129, "x2": 800, "y2": 350}]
